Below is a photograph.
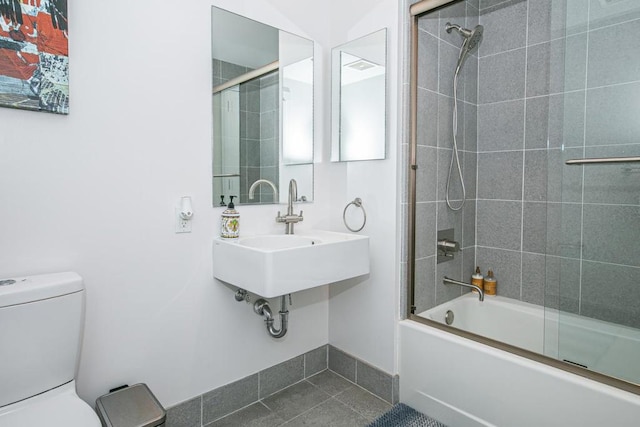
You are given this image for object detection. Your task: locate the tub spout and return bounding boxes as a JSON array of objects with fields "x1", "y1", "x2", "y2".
[{"x1": 443, "y1": 276, "x2": 484, "y2": 301}]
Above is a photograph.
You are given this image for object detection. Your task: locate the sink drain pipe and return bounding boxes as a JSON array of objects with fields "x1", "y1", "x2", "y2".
[{"x1": 253, "y1": 295, "x2": 289, "y2": 338}]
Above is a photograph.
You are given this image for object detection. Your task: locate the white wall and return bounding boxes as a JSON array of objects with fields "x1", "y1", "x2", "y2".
[
  {"x1": 0, "y1": 0, "x2": 402, "y2": 409},
  {"x1": 0, "y1": 0, "x2": 338, "y2": 408},
  {"x1": 340, "y1": 74, "x2": 386, "y2": 160},
  {"x1": 327, "y1": 0, "x2": 401, "y2": 375}
]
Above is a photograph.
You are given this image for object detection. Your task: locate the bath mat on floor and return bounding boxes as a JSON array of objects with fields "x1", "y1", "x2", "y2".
[{"x1": 367, "y1": 403, "x2": 447, "y2": 427}]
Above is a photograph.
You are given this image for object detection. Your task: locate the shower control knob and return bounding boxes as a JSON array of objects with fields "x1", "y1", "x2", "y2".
[{"x1": 437, "y1": 239, "x2": 460, "y2": 253}]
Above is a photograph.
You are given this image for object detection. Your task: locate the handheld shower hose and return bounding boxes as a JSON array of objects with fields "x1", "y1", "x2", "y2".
[{"x1": 444, "y1": 23, "x2": 483, "y2": 211}]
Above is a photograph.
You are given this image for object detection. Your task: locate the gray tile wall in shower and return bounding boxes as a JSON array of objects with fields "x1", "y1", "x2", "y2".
[
  {"x1": 473, "y1": 0, "x2": 580, "y2": 309},
  {"x1": 404, "y1": 0, "x2": 640, "y2": 327},
  {"x1": 410, "y1": 0, "x2": 479, "y2": 315},
  {"x1": 475, "y1": 0, "x2": 640, "y2": 327},
  {"x1": 475, "y1": 0, "x2": 528, "y2": 306},
  {"x1": 564, "y1": 4, "x2": 640, "y2": 327}
]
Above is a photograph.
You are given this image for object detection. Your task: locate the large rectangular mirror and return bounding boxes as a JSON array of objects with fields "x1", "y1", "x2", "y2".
[
  {"x1": 211, "y1": 7, "x2": 314, "y2": 206},
  {"x1": 331, "y1": 29, "x2": 387, "y2": 162}
]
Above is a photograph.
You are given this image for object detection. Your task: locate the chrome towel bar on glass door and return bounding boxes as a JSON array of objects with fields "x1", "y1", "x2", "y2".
[{"x1": 565, "y1": 156, "x2": 640, "y2": 165}]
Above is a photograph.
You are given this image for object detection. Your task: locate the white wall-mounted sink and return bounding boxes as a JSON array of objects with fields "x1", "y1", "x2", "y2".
[
  {"x1": 213, "y1": 230, "x2": 369, "y2": 298},
  {"x1": 238, "y1": 235, "x2": 319, "y2": 250}
]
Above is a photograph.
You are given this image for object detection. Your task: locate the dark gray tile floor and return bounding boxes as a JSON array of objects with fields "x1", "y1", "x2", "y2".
[{"x1": 207, "y1": 370, "x2": 391, "y2": 426}]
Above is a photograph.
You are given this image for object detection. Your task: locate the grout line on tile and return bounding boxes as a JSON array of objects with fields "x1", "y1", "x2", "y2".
[
  {"x1": 303, "y1": 352, "x2": 307, "y2": 378},
  {"x1": 479, "y1": 0, "x2": 515, "y2": 13},
  {"x1": 587, "y1": 15, "x2": 640, "y2": 34},
  {"x1": 577, "y1": 258, "x2": 640, "y2": 271},
  {"x1": 330, "y1": 368, "x2": 393, "y2": 404},
  {"x1": 275, "y1": 395, "x2": 333, "y2": 426},
  {"x1": 334, "y1": 395, "x2": 386, "y2": 422},
  {"x1": 585, "y1": 78, "x2": 640, "y2": 92},
  {"x1": 260, "y1": 399, "x2": 274, "y2": 411},
  {"x1": 478, "y1": 45, "x2": 526, "y2": 60},
  {"x1": 259, "y1": 378, "x2": 313, "y2": 401},
  {"x1": 206, "y1": 399, "x2": 263, "y2": 426}
]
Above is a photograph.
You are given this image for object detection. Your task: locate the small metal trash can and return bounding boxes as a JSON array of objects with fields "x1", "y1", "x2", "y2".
[{"x1": 96, "y1": 383, "x2": 166, "y2": 427}]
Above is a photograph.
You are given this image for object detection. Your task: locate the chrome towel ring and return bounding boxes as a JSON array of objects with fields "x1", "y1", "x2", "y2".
[{"x1": 343, "y1": 198, "x2": 366, "y2": 232}]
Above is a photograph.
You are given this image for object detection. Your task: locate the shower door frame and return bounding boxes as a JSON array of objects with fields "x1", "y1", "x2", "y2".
[{"x1": 405, "y1": 0, "x2": 640, "y2": 397}]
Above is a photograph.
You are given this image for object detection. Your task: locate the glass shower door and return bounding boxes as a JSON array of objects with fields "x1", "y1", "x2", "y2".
[{"x1": 547, "y1": 0, "x2": 640, "y2": 385}]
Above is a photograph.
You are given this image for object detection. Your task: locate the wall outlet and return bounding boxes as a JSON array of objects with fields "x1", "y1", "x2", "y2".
[{"x1": 175, "y1": 208, "x2": 192, "y2": 233}]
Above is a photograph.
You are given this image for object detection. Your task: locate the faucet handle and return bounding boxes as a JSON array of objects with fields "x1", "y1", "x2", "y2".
[{"x1": 298, "y1": 210, "x2": 303, "y2": 218}]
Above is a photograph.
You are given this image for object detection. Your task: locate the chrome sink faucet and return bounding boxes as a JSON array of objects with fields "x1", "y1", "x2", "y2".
[{"x1": 276, "y1": 179, "x2": 303, "y2": 234}]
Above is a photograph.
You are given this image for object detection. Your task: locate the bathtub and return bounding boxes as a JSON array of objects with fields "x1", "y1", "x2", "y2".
[{"x1": 400, "y1": 293, "x2": 640, "y2": 427}]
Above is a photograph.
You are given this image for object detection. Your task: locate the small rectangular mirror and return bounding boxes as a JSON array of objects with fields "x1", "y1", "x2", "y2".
[
  {"x1": 331, "y1": 29, "x2": 387, "y2": 162},
  {"x1": 211, "y1": 7, "x2": 314, "y2": 206}
]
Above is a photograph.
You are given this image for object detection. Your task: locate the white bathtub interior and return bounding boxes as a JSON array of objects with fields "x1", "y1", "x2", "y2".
[{"x1": 418, "y1": 293, "x2": 640, "y2": 385}]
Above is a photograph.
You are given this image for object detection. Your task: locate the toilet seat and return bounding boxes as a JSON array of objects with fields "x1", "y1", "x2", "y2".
[{"x1": 0, "y1": 381, "x2": 101, "y2": 427}]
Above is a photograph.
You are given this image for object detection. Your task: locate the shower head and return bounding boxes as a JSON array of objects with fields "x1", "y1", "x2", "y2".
[
  {"x1": 463, "y1": 24, "x2": 484, "y2": 52},
  {"x1": 445, "y1": 22, "x2": 484, "y2": 71}
]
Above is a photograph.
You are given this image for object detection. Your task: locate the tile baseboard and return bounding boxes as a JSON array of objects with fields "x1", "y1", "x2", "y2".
[
  {"x1": 328, "y1": 345, "x2": 400, "y2": 405},
  {"x1": 166, "y1": 344, "x2": 400, "y2": 427}
]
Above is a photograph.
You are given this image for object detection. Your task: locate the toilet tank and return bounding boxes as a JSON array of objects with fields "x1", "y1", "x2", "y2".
[{"x1": 0, "y1": 272, "x2": 85, "y2": 408}]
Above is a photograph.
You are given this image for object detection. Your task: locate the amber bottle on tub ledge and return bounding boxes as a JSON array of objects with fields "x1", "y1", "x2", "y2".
[{"x1": 483, "y1": 270, "x2": 497, "y2": 296}]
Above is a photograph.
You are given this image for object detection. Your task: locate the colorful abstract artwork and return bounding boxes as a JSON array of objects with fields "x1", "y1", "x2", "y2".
[{"x1": 0, "y1": 0, "x2": 68, "y2": 114}]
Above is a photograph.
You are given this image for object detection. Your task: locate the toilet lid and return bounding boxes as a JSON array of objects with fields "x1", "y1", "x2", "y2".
[{"x1": 0, "y1": 383, "x2": 101, "y2": 427}]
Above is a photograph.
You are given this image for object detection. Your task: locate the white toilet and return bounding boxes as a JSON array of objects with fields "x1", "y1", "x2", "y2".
[{"x1": 0, "y1": 272, "x2": 101, "y2": 426}]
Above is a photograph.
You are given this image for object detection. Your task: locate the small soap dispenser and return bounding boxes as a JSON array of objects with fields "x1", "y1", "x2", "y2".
[
  {"x1": 221, "y1": 196, "x2": 240, "y2": 239},
  {"x1": 471, "y1": 266, "x2": 484, "y2": 294},
  {"x1": 484, "y1": 269, "x2": 497, "y2": 296}
]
